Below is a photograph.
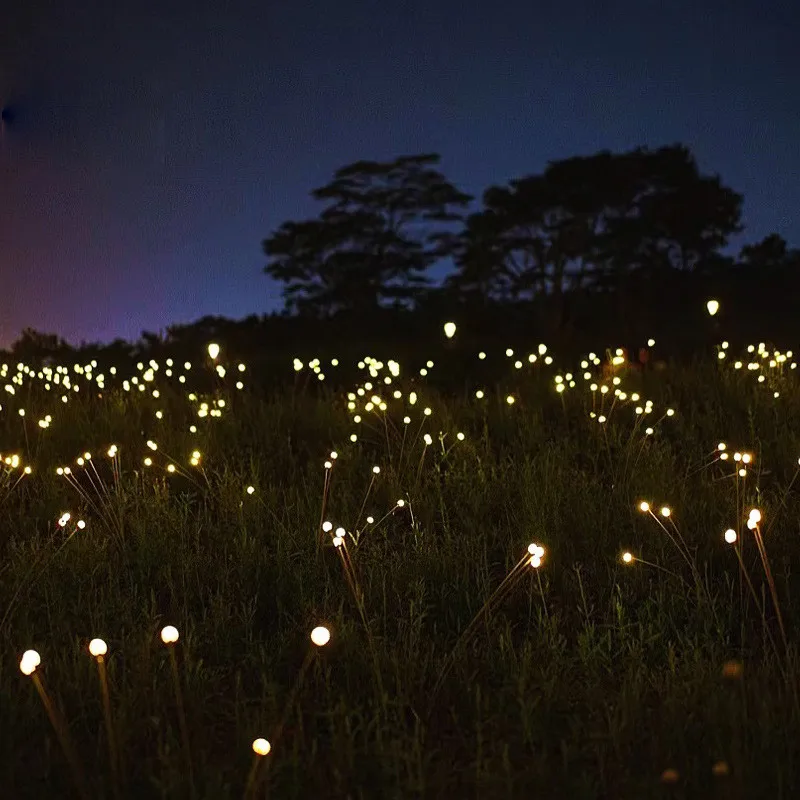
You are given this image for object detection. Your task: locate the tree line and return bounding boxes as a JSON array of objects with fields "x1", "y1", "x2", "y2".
[
  {"x1": 262, "y1": 146, "x2": 799, "y2": 332},
  {"x1": 5, "y1": 144, "x2": 799, "y2": 367}
]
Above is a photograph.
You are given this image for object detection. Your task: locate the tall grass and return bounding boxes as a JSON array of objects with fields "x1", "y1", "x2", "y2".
[{"x1": 1, "y1": 342, "x2": 800, "y2": 797}]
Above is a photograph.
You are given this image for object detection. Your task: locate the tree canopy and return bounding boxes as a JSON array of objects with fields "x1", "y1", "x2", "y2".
[
  {"x1": 258, "y1": 143, "x2": 798, "y2": 339},
  {"x1": 448, "y1": 145, "x2": 742, "y2": 307},
  {"x1": 263, "y1": 154, "x2": 471, "y2": 316}
]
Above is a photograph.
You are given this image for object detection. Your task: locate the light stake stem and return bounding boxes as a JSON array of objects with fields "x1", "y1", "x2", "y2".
[
  {"x1": 168, "y1": 647, "x2": 196, "y2": 800},
  {"x1": 95, "y1": 656, "x2": 122, "y2": 800},
  {"x1": 31, "y1": 672, "x2": 89, "y2": 800},
  {"x1": 242, "y1": 754, "x2": 261, "y2": 800}
]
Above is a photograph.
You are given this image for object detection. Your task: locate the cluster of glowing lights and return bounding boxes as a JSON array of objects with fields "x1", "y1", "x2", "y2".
[
  {"x1": 527, "y1": 543, "x2": 545, "y2": 568},
  {"x1": 6, "y1": 326, "x2": 800, "y2": 793},
  {"x1": 1, "y1": 344, "x2": 253, "y2": 499},
  {"x1": 722, "y1": 343, "x2": 796, "y2": 401}
]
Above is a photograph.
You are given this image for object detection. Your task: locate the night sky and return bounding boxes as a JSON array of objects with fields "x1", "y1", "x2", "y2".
[{"x1": 1, "y1": 0, "x2": 798, "y2": 346}]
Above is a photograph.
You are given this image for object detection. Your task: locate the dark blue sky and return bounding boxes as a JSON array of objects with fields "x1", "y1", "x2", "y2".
[{"x1": 1, "y1": 0, "x2": 798, "y2": 346}]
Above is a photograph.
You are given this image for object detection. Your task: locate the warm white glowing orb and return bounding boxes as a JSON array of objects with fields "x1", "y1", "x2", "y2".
[
  {"x1": 19, "y1": 650, "x2": 41, "y2": 676},
  {"x1": 310, "y1": 626, "x2": 331, "y2": 647},
  {"x1": 252, "y1": 738, "x2": 271, "y2": 756},
  {"x1": 89, "y1": 638, "x2": 108, "y2": 657},
  {"x1": 160, "y1": 626, "x2": 179, "y2": 645}
]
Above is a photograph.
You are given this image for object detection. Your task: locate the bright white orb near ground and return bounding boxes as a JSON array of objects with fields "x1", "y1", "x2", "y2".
[
  {"x1": 20, "y1": 650, "x2": 41, "y2": 675},
  {"x1": 310, "y1": 626, "x2": 331, "y2": 647},
  {"x1": 89, "y1": 638, "x2": 108, "y2": 657},
  {"x1": 252, "y1": 738, "x2": 271, "y2": 756},
  {"x1": 160, "y1": 626, "x2": 179, "y2": 644}
]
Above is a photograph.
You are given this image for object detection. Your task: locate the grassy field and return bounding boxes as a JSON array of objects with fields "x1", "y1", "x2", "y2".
[{"x1": 2, "y1": 337, "x2": 800, "y2": 798}]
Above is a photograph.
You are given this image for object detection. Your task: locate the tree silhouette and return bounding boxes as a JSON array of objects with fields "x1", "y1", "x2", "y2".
[
  {"x1": 9, "y1": 328, "x2": 71, "y2": 362},
  {"x1": 263, "y1": 154, "x2": 471, "y2": 316},
  {"x1": 449, "y1": 145, "x2": 742, "y2": 331},
  {"x1": 739, "y1": 233, "x2": 793, "y2": 270},
  {"x1": 595, "y1": 145, "x2": 742, "y2": 285}
]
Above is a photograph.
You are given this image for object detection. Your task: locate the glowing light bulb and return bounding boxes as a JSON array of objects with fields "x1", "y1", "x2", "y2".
[
  {"x1": 310, "y1": 626, "x2": 331, "y2": 647},
  {"x1": 160, "y1": 626, "x2": 179, "y2": 645},
  {"x1": 443, "y1": 322, "x2": 457, "y2": 339},
  {"x1": 526, "y1": 543, "x2": 545, "y2": 566},
  {"x1": 19, "y1": 649, "x2": 41, "y2": 675},
  {"x1": 706, "y1": 299, "x2": 720, "y2": 316},
  {"x1": 89, "y1": 638, "x2": 108, "y2": 657},
  {"x1": 252, "y1": 738, "x2": 271, "y2": 756},
  {"x1": 207, "y1": 343, "x2": 220, "y2": 360}
]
